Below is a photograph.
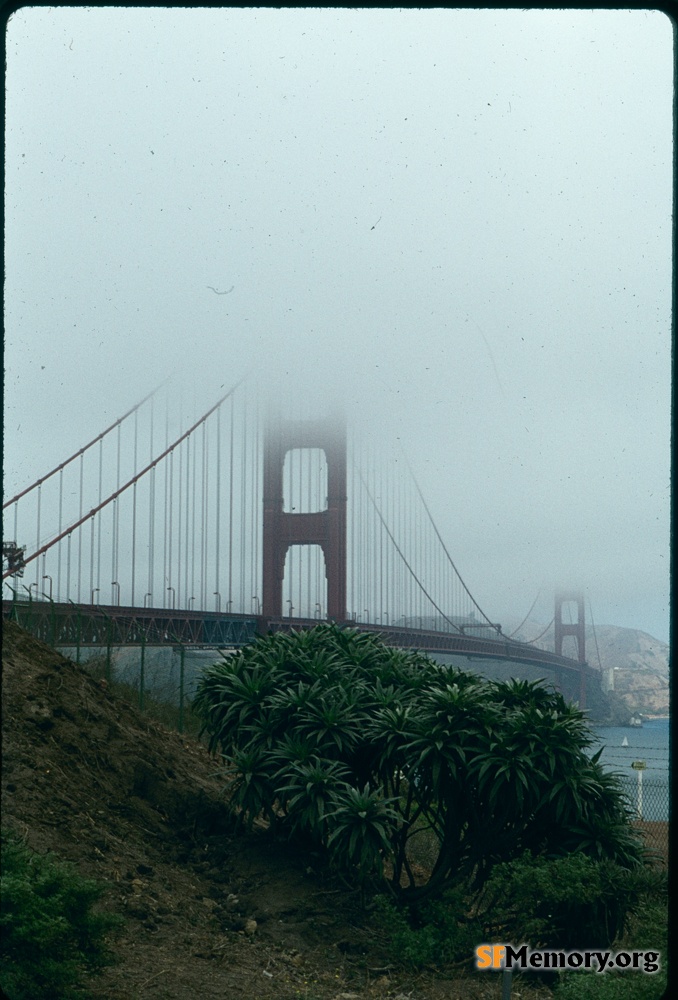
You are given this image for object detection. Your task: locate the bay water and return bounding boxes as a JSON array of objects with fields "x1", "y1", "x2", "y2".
[{"x1": 590, "y1": 718, "x2": 670, "y2": 822}]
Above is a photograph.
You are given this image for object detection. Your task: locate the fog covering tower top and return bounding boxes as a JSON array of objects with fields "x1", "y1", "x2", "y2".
[{"x1": 261, "y1": 413, "x2": 347, "y2": 620}]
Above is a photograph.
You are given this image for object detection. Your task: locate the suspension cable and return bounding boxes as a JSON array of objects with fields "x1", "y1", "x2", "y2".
[
  {"x1": 3, "y1": 382, "x2": 167, "y2": 509},
  {"x1": 507, "y1": 590, "x2": 542, "y2": 638},
  {"x1": 3, "y1": 377, "x2": 247, "y2": 581},
  {"x1": 396, "y1": 444, "x2": 499, "y2": 630},
  {"x1": 520, "y1": 617, "x2": 554, "y2": 645},
  {"x1": 357, "y1": 468, "x2": 466, "y2": 634},
  {"x1": 588, "y1": 596, "x2": 603, "y2": 671}
]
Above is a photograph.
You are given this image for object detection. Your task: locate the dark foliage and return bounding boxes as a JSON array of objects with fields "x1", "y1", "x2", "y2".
[
  {"x1": 194, "y1": 624, "x2": 644, "y2": 902},
  {"x1": 0, "y1": 830, "x2": 121, "y2": 1000}
]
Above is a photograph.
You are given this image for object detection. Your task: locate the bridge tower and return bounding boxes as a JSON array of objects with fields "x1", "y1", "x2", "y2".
[
  {"x1": 554, "y1": 590, "x2": 586, "y2": 707},
  {"x1": 262, "y1": 415, "x2": 347, "y2": 620}
]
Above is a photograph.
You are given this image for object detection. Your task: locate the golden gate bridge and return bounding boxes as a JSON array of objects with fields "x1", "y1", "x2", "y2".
[{"x1": 2, "y1": 376, "x2": 590, "y2": 705}]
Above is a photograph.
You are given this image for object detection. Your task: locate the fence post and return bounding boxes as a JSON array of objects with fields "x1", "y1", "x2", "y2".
[
  {"x1": 76, "y1": 608, "x2": 81, "y2": 665},
  {"x1": 178, "y1": 645, "x2": 185, "y2": 733},
  {"x1": 106, "y1": 619, "x2": 112, "y2": 683},
  {"x1": 139, "y1": 635, "x2": 146, "y2": 712},
  {"x1": 631, "y1": 761, "x2": 646, "y2": 821},
  {"x1": 25, "y1": 588, "x2": 33, "y2": 634}
]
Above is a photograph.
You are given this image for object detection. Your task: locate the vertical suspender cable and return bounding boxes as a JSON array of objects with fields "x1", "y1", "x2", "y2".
[
  {"x1": 371, "y1": 439, "x2": 377, "y2": 622},
  {"x1": 388, "y1": 454, "x2": 393, "y2": 623},
  {"x1": 381, "y1": 450, "x2": 386, "y2": 623},
  {"x1": 250, "y1": 403, "x2": 256, "y2": 612},
  {"x1": 184, "y1": 437, "x2": 190, "y2": 608},
  {"x1": 368, "y1": 441, "x2": 372, "y2": 620},
  {"x1": 240, "y1": 395, "x2": 247, "y2": 613},
  {"x1": 168, "y1": 448, "x2": 174, "y2": 607},
  {"x1": 35, "y1": 484, "x2": 41, "y2": 594},
  {"x1": 148, "y1": 398, "x2": 155, "y2": 604},
  {"x1": 254, "y1": 399, "x2": 261, "y2": 611},
  {"x1": 57, "y1": 469, "x2": 63, "y2": 601},
  {"x1": 299, "y1": 442, "x2": 303, "y2": 617},
  {"x1": 97, "y1": 438, "x2": 102, "y2": 598},
  {"x1": 90, "y1": 515, "x2": 95, "y2": 603},
  {"x1": 307, "y1": 448, "x2": 312, "y2": 617},
  {"x1": 347, "y1": 429, "x2": 353, "y2": 619},
  {"x1": 163, "y1": 405, "x2": 169, "y2": 608},
  {"x1": 362, "y1": 437, "x2": 367, "y2": 620},
  {"x1": 364, "y1": 437, "x2": 370, "y2": 622},
  {"x1": 176, "y1": 432, "x2": 183, "y2": 608},
  {"x1": 356, "y1": 434, "x2": 361, "y2": 620},
  {"x1": 215, "y1": 403, "x2": 221, "y2": 611},
  {"x1": 386, "y1": 454, "x2": 392, "y2": 624},
  {"x1": 357, "y1": 433, "x2": 362, "y2": 621},
  {"x1": 415, "y1": 484, "x2": 420, "y2": 624},
  {"x1": 117, "y1": 421, "x2": 121, "y2": 595},
  {"x1": 131, "y1": 408, "x2": 138, "y2": 606},
  {"x1": 148, "y1": 466, "x2": 155, "y2": 605},
  {"x1": 199, "y1": 422, "x2": 205, "y2": 609},
  {"x1": 112, "y1": 421, "x2": 121, "y2": 603},
  {"x1": 66, "y1": 533, "x2": 71, "y2": 602},
  {"x1": 228, "y1": 394, "x2": 234, "y2": 612},
  {"x1": 203, "y1": 419, "x2": 209, "y2": 610},
  {"x1": 399, "y1": 462, "x2": 405, "y2": 623},
  {"x1": 191, "y1": 423, "x2": 197, "y2": 606},
  {"x1": 77, "y1": 452, "x2": 84, "y2": 603}
]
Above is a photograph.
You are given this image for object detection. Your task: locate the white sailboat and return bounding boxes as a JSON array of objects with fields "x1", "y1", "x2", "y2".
[{"x1": 622, "y1": 736, "x2": 629, "y2": 747}]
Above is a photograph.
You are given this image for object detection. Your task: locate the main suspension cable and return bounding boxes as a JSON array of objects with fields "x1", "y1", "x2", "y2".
[
  {"x1": 357, "y1": 468, "x2": 465, "y2": 634},
  {"x1": 3, "y1": 376, "x2": 248, "y2": 581},
  {"x1": 396, "y1": 444, "x2": 499, "y2": 630},
  {"x1": 3, "y1": 381, "x2": 167, "y2": 509},
  {"x1": 507, "y1": 590, "x2": 542, "y2": 638}
]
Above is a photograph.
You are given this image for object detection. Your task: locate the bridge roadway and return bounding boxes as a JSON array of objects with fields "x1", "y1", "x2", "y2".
[{"x1": 3, "y1": 599, "x2": 589, "y2": 700}]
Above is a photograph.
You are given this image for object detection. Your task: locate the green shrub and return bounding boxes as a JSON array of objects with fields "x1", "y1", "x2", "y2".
[
  {"x1": 372, "y1": 888, "x2": 482, "y2": 969},
  {"x1": 552, "y1": 895, "x2": 667, "y2": 1000},
  {"x1": 194, "y1": 624, "x2": 643, "y2": 901},
  {"x1": 0, "y1": 830, "x2": 121, "y2": 1000},
  {"x1": 477, "y1": 851, "x2": 649, "y2": 950},
  {"x1": 555, "y1": 973, "x2": 666, "y2": 1000},
  {"x1": 554, "y1": 907, "x2": 667, "y2": 1000}
]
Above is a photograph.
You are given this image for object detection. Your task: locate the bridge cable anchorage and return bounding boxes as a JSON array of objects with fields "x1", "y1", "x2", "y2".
[
  {"x1": 2, "y1": 376, "x2": 249, "y2": 582},
  {"x1": 394, "y1": 443, "x2": 500, "y2": 632},
  {"x1": 356, "y1": 468, "x2": 465, "y2": 634},
  {"x1": 3, "y1": 380, "x2": 169, "y2": 510}
]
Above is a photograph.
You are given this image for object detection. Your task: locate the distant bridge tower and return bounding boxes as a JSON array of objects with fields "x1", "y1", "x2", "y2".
[
  {"x1": 262, "y1": 415, "x2": 347, "y2": 620},
  {"x1": 554, "y1": 590, "x2": 586, "y2": 707},
  {"x1": 554, "y1": 591, "x2": 586, "y2": 662}
]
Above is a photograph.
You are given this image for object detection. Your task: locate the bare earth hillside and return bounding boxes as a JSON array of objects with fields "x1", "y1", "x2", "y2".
[{"x1": 2, "y1": 621, "x2": 552, "y2": 1000}]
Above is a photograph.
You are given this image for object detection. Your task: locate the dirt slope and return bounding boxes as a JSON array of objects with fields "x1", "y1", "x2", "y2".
[{"x1": 1, "y1": 621, "x2": 550, "y2": 1000}]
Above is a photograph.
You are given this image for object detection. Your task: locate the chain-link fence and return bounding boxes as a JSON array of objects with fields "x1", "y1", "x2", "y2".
[
  {"x1": 589, "y1": 730, "x2": 670, "y2": 867},
  {"x1": 617, "y1": 775, "x2": 670, "y2": 866},
  {"x1": 71, "y1": 644, "x2": 220, "y2": 737}
]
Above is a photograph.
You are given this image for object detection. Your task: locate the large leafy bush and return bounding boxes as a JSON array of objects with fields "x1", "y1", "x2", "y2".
[{"x1": 194, "y1": 624, "x2": 643, "y2": 901}]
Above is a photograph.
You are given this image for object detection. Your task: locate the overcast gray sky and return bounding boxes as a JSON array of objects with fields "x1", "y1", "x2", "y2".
[{"x1": 3, "y1": 7, "x2": 673, "y2": 642}]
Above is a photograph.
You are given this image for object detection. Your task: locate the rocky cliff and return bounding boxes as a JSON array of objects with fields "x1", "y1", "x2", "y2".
[{"x1": 503, "y1": 619, "x2": 669, "y2": 720}]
